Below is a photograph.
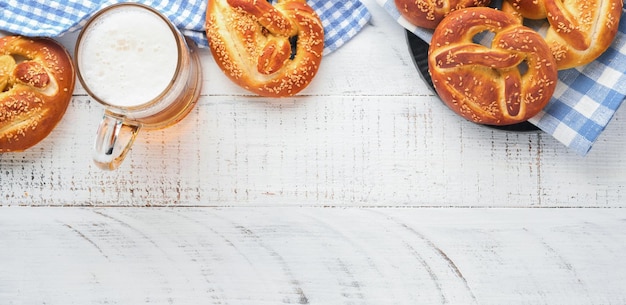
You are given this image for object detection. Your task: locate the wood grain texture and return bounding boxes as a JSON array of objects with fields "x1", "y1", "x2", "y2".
[
  {"x1": 2, "y1": 93, "x2": 625, "y2": 206},
  {"x1": 2, "y1": 207, "x2": 626, "y2": 305},
  {"x1": 1, "y1": 0, "x2": 626, "y2": 207}
]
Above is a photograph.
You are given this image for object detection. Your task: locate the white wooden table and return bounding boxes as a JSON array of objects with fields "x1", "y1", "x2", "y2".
[{"x1": 2, "y1": 0, "x2": 626, "y2": 304}]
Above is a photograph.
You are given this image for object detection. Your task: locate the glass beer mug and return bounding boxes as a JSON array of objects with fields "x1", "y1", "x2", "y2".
[{"x1": 75, "y1": 3, "x2": 202, "y2": 170}]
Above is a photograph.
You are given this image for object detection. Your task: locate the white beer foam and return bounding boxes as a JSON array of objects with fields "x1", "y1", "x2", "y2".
[{"x1": 78, "y1": 6, "x2": 179, "y2": 108}]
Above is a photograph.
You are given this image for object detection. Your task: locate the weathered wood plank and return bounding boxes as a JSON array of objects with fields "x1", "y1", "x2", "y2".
[
  {"x1": 1, "y1": 93, "x2": 625, "y2": 206},
  {"x1": 1, "y1": 207, "x2": 625, "y2": 304}
]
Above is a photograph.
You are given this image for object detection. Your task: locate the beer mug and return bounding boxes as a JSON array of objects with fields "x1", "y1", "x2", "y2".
[{"x1": 75, "y1": 3, "x2": 202, "y2": 170}]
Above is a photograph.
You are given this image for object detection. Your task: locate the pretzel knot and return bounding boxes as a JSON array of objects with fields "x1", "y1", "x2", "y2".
[
  {"x1": 1, "y1": 36, "x2": 75, "y2": 152},
  {"x1": 428, "y1": 8, "x2": 558, "y2": 126},
  {"x1": 206, "y1": 0, "x2": 324, "y2": 97},
  {"x1": 503, "y1": 0, "x2": 623, "y2": 69}
]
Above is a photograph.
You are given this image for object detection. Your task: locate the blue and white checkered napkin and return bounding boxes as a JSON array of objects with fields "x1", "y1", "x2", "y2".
[
  {"x1": 378, "y1": 0, "x2": 626, "y2": 156},
  {"x1": 0, "y1": 0, "x2": 371, "y2": 55}
]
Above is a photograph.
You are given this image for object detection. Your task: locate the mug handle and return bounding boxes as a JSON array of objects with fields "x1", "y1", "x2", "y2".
[{"x1": 93, "y1": 111, "x2": 140, "y2": 170}]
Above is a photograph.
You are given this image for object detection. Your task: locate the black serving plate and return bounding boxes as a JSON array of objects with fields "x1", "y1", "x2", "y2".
[{"x1": 405, "y1": 29, "x2": 539, "y2": 132}]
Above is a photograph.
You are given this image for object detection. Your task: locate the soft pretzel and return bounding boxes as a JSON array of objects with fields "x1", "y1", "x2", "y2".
[
  {"x1": 205, "y1": 0, "x2": 324, "y2": 97},
  {"x1": 394, "y1": 0, "x2": 491, "y2": 29},
  {"x1": 428, "y1": 8, "x2": 558, "y2": 126},
  {"x1": 0, "y1": 36, "x2": 75, "y2": 152},
  {"x1": 503, "y1": 0, "x2": 623, "y2": 69}
]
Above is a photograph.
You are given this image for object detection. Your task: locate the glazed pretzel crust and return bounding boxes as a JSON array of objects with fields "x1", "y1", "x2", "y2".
[
  {"x1": 503, "y1": 0, "x2": 623, "y2": 69},
  {"x1": 0, "y1": 36, "x2": 75, "y2": 152},
  {"x1": 205, "y1": 0, "x2": 324, "y2": 97},
  {"x1": 428, "y1": 8, "x2": 558, "y2": 126},
  {"x1": 394, "y1": 0, "x2": 491, "y2": 29}
]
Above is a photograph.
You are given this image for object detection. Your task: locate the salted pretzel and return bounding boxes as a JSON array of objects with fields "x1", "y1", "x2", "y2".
[
  {"x1": 428, "y1": 8, "x2": 558, "y2": 126},
  {"x1": 503, "y1": 0, "x2": 623, "y2": 69},
  {"x1": 205, "y1": 0, "x2": 324, "y2": 97},
  {"x1": 1, "y1": 36, "x2": 75, "y2": 152},
  {"x1": 394, "y1": 0, "x2": 491, "y2": 29}
]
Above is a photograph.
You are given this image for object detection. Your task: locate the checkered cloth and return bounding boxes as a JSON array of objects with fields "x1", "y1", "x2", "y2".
[
  {"x1": 378, "y1": 0, "x2": 626, "y2": 156},
  {"x1": 0, "y1": 0, "x2": 371, "y2": 55}
]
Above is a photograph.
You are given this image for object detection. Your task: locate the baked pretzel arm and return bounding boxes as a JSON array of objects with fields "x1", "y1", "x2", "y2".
[
  {"x1": 503, "y1": 0, "x2": 623, "y2": 69},
  {"x1": 394, "y1": 0, "x2": 492, "y2": 29}
]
